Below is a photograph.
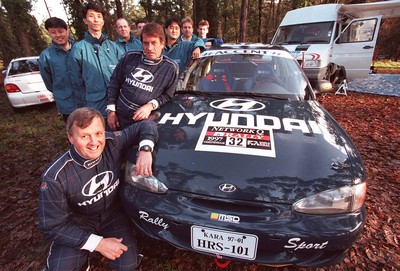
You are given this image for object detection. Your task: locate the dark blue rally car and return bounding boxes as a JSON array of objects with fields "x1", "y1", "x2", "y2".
[{"x1": 120, "y1": 44, "x2": 367, "y2": 267}]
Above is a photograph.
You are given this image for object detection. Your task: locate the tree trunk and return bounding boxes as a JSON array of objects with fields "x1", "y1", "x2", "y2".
[
  {"x1": 19, "y1": 31, "x2": 31, "y2": 56},
  {"x1": 258, "y1": 0, "x2": 262, "y2": 43},
  {"x1": 239, "y1": 0, "x2": 248, "y2": 42},
  {"x1": 207, "y1": 0, "x2": 219, "y2": 37},
  {"x1": 115, "y1": 0, "x2": 122, "y2": 18}
]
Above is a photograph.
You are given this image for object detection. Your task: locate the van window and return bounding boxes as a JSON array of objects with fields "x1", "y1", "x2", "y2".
[
  {"x1": 274, "y1": 22, "x2": 334, "y2": 45},
  {"x1": 339, "y1": 18, "x2": 378, "y2": 43}
]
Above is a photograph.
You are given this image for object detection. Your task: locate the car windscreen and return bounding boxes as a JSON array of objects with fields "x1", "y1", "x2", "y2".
[
  {"x1": 274, "y1": 22, "x2": 334, "y2": 45},
  {"x1": 8, "y1": 58, "x2": 40, "y2": 76},
  {"x1": 180, "y1": 51, "x2": 313, "y2": 100}
]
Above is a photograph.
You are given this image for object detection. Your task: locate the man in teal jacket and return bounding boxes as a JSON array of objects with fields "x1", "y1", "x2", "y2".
[
  {"x1": 39, "y1": 17, "x2": 77, "y2": 122},
  {"x1": 70, "y1": 2, "x2": 123, "y2": 117},
  {"x1": 114, "y1": 18, "x2": 142, "y2": 53},
  {"x1": 163, "y1": 17, "x2": 205, "y2": 75}
]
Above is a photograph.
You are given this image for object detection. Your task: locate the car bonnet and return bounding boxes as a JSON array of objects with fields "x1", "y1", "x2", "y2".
[{"x1": 152, "y1": 94, "x2": 364, "y2": 204}]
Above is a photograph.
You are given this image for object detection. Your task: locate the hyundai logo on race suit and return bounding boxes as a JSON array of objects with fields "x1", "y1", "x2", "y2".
[
  {"x1": 219, "y1": 183, "x2": 237, "y2": 192},
  {"x1": 131, "y1": 68, "x2": 154, "y2": 83},
  {"x1": 82, "y1": 171, "x2": 114, "y2": 197},
  {"x1": 210, "y1": 98, "x2": 265, "y2": 112}
]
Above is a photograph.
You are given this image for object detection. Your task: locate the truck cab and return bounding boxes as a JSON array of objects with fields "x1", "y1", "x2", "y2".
[{"x1": 272, "y1": 1, "x2": 400, "y2": 91}]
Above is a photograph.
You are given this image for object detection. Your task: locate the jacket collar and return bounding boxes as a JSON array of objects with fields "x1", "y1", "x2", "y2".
[
  {"x1": 141, "y1": 52, "x2": 163, "y2": 65},
  {"x1": 52, "y1": 38, "x2": 75, "y2": 52},
  {"x1": 117, "y1": 33, "x2": 137, "y2": 44},
  {"x1": 179, "y1": 33, "x2": 197, "y2": 42},
  {"x1": 164, "y1": 37, "x2": 180, "y2": 51},
  {"x1": 69, "y1": 145, "x2": 102, "y2": 169},
  {"x1": 84, "y1": 31, "x2": 108, "y2": 44}
]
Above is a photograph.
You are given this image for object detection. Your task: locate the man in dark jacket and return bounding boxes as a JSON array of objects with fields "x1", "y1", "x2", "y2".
[
  {"x1": 39, "y1": 17, "x2": 77, "y2": 122},
  {"x1": 107, "y1": 22, "x2": 179, "y2": 131},
  {"x1": 38, "y1": 107, "x2": 158, "y2": 271},
  {"x1": 70, "y1": 2, "x2": 123, "y2": 117},
  {"x1": 163, "y1": 17, "x2": 205, "y2": 74},
  {"x1": 114, "y1": 18, "x2": 143, "y2": 53}
]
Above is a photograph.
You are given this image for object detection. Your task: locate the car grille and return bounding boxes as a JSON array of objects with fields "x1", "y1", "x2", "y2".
[{"x1": 185, "y1": 194, "x2": 286, "y2": 222}]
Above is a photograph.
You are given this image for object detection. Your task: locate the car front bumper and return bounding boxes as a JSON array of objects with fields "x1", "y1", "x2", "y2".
[{"x1": 121, "y1": 182, "x2": 366, "y2": 267}]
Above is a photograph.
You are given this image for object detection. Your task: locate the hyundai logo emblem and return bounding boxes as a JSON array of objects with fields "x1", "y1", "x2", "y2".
[
  {"x1": 131, "y1": 68, "x2": 154, "y2": 83},
  {"x1": 219, "y1": 183, "x2": 237, "y2": 193},
  {"x1": 210, "y1": 98, "x2": 265, "y2": 112}
]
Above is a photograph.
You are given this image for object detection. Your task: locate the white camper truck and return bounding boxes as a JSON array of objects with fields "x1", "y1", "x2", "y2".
[{"x1": 271, "y1": 1, "x2": 400, "y2": 91}]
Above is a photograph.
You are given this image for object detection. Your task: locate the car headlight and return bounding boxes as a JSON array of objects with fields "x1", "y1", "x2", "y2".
[
  {"x1": 303, "y1": 59, "x2": 321, "y2": 68},
  {"x1": 124, "y1": 161, "x2": 168, "y2": 194},
  {"x1": 293, "y1": 182, "x2": 366, "y2": 214}
]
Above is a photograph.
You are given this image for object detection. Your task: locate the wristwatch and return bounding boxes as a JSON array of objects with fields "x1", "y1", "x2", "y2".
[
  {"x1": 148, "y1": 101, "x2": 157, "y2": 110},
  {"x1": 139, "y1": 145, "x2": 153, "y2": 152}
]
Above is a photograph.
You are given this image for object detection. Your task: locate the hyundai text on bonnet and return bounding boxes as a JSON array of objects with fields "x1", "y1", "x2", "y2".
[{"x1": 120, "y1": 44, "x2": 367, "y2": 267}]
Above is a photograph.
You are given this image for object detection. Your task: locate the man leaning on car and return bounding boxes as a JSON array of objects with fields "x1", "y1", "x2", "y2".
[
  {"x1": 39, "y1": 17, "x2": 77, "y2": 122},
  {"x1": 38, "y1": 107, "x2": 158, "y2": 270}
]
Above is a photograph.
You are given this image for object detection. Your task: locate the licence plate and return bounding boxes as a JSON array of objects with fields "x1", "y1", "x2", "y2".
[{"x1": 191, "y1": 226, "x2": 258, "y2": 260}]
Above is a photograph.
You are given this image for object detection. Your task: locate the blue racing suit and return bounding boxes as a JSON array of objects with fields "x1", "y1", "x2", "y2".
[
  {"x1": 107, "y1": 51, "x2": 179, "y2": 129},
  {"x1": 70, "y1": 32, "x2": 124, "y2": 116},
  {"x1": 39, "y1": 38, "x2": 77, "y2": 115},
  {"x1": 38, "y1": 120, "x2": 158, "y2": 271}
]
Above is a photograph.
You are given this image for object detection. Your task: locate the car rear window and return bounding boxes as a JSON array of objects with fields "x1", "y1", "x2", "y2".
[{"x1": 8, "y1": 59, "x2": 40, "y2": 75}]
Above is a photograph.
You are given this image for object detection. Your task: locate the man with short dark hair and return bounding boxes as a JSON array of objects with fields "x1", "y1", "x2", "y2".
[
  {"x1": 38, "y1": 107, "x2": 158, "y2": 271},
  {"x1": 135, "y1": 19, "x2": 147, "y2": 38},
  {"x1": 107, "y1": 22, "x2": 179, "y2": 131},
  {"x1": 70, "y1": 2, "x2": 123, "y2": 117},
  {"x1": 39, "y1": 17, "x2": 77, "y2": 122}
]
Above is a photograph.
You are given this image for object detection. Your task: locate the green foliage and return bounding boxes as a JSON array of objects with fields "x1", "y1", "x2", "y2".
[
  {"x1": 0, "y1": 0, "x2": 47, "y2": 65},
  {"x1": 62, "y1": 0, "x2": 87, "y2": 40},
  {"x1": 0, "y1": 8, "x2": 22, "y2": 65},
  {"x1": 0, "y1": 0, "x2": 398, "y2": 63}
]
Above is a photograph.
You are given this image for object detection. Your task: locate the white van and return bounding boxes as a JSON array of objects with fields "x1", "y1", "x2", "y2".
[{"x1": 271, "y1": 1, "x2": 400, "y2": 91}]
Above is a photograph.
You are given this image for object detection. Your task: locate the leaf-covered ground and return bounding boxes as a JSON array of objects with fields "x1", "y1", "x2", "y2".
[{"x1": 0, "y1": 90, "x2": 398, "y2": 271}]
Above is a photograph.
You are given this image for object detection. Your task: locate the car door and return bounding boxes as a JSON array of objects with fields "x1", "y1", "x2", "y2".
[{"x1": 331, "y1": 16, "x2": 382, "y2": 79}]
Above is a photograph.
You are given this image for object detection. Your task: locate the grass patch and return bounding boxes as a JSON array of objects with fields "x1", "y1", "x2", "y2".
[{"x1": 0, "y1": 91, "x2": 68, "y2": 187}]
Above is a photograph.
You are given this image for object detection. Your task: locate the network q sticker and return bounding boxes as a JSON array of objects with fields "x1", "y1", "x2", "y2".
[{"x1": 195, "y1": 125, "x2": 276, "y2": 157}]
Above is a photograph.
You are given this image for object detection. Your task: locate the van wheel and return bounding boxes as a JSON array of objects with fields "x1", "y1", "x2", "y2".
[
  {"x1": 331, "y1": 66, "x2": 347, "y2": 91},
  {"x1": 323, "y1": 64, "x2": 340, "y2": 85}
]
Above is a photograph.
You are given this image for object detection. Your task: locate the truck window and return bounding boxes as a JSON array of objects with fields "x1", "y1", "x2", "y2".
[
  {"x1": 338, "y1": 18, "x2": 378, "y2": 43},
  {"x1": 274, "y1": 22, "x2": 334, "y2": 45}
]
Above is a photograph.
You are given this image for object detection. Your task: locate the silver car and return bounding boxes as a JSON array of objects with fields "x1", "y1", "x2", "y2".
[{"x1": 3, "y1": 56, "x2": 54, "y2": 109}]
